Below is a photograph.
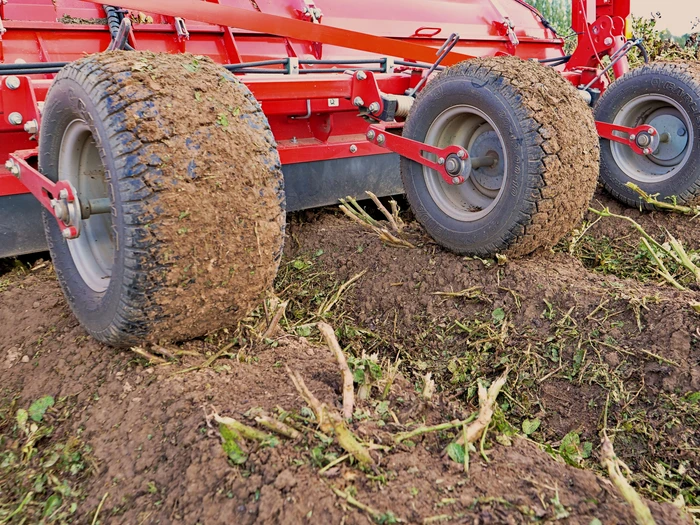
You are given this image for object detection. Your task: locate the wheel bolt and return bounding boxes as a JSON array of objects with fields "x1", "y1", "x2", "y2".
[
  {"x1": 678, "y1": 128, "x2": 687, "y2": 137},
  {"x1": 643, "y1": 147, "x2": 651, "y2": 155},
  {"x1": 377, "y1": 134, "x2": 385, "y2": 145},
  {"x1": 437, "y1": 157, "x2": 445, "y2": 165}
]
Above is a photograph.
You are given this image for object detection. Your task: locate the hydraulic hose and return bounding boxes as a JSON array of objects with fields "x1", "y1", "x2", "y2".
[{"x1": 103, "y1": 5, "x2": 134, "y2": 50}]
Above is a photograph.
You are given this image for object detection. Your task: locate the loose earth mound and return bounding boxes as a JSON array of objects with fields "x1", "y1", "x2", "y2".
[{"x1": 0, "y1": 190, "x2": 697, "y2": 524}]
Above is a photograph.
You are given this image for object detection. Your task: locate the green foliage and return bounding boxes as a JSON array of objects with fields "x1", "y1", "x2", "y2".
[
  {"x1": 29, "y1": 396, "x2": 54, "y2": 423},
  {"x1": 629, "y1": 15, "x2": 699, "y2": 66},
  {"x1": 523, "y1": 0, "x2": 572, "y2": 36},
  {"x1": 446, "y1": 442, "x2": 466, "y2": 464},
  {"x1": 521, "y1": 418, "x2": 541, "y2": 435}
]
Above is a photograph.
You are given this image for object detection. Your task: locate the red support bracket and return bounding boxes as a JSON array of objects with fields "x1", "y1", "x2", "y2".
[
  {"x1": 350, "y1": 70, "x2": 385, "y2": 117},
  {"x1": 6, "y1": 149, "x2": 80, "y2": 239},
  {"x1": 596, "y1": 121, "x2": 659, "y2": 156},
  {"x1": 365, "y1": 123, "x2": 470, "y2": 185}
]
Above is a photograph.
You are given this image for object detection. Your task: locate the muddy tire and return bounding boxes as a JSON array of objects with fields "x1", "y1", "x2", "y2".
[
  {"x1": 40, "y1": 51, "x2": 285, "y2": 347},
  {"x1": 401, "y1": 56, "x2": 599, "y2": 257},
  {"x1": 595, "y1": 61, "x2": 700, "y2": 208}
]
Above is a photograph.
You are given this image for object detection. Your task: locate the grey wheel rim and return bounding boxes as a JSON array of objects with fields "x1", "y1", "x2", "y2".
[
  {"x1": 423, "y1": 105, "x2": 507, "y2": 222},
  {"x1": 611, "y1": 94, "x2": 693, "y2": 183},
  {"x1": 59, "y1": 119, "x2": 114, "y2": 293}
]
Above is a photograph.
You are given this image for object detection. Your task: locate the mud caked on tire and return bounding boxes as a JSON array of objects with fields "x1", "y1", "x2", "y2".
[
  {"x1": 40, "y1": 51, "x2": 285, "y2": 347},
  {"x1": 401, "y1": 56, "x2": 599, "y2": 257},
  {"x1": 595, "y1": 61, "x2": 700, "y2": 208}
]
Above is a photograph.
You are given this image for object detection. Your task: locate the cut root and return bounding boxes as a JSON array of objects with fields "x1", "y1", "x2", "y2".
[
  {"x1": 626, "y1": 182, "x2": 700, "y2": 217},
  {"x1": 317, "y1": 322, "x2": 355, "y2": 420},
  {"x1": 600, "y1": 436, "x2": 656, "y2": 525},
  {"x1": 286, "y1": 366, "x2": 374, "y2": 465},
  {"x1": 339, "y1": 193, "x2": 415, "y2": 248},
  {"x1": 455, "y1": 371, "x2": 508, "y2": 447}
]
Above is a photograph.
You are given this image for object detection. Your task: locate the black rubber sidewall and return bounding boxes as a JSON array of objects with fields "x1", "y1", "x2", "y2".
[
  {"x1": 401, "y1": 76, "x2": 532, "y2": 254},
  {"x1": 40, "y1": 77, "x2": 124, "y2": 334},
  {"x1": 596, "y1": 67, "x2": 700, "y2": 204}
]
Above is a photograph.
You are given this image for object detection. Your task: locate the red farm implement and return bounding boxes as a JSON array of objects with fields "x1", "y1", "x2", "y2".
[{"x1": 1, "y1": 0, "x2": 699, "y2": 347}]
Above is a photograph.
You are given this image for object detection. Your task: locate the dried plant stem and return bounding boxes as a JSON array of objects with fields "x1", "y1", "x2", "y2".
[
  {"x1": 331, "y1": 487, "x2": 399, "y2": 522},
  {"x1": 600, "y1": 436, "x2": 656, "y2": 525},
  {"x1": 214, "y1": 414, "x2": 273, "y2": 442},
  {"x1": 318, "y1": 322, "x2": 355, "y2": 420},
  {"x1": 317, "y1": 270, "x2": 367, "y2": 317},
  {"x1": 254, "y1": 414, "x2": 301, "y2": 439},
  {"x1": 626, "y1": 182, "x2": 700, "y2": 216},
  {"x1": 339, "y1": 194, "x2": 415, "y2": 248},
  {"x1": 286, "y1": 366, "x2": 373, "y2": 465},
  {"x1": 394, "y1": 415, "x2": 477, "y2": 444},
  {"x1": 130, "y1": 346, "x2": 167, "y2": 365},
  {"x1": 262, "y1": 299, "x2": 288, "y2": 339},
  {"x1": 366, "y1": 190, "x2": 400, "y2": 232}
]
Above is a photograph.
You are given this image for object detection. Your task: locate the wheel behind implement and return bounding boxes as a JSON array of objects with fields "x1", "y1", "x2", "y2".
[
  {"x1": 40, "y1": 52, "x2": 285, "y2": 347},
  {"x1": 595, "y1": 61, "x2": 700, "y2": 208},
  {"x1": 401, "y1": 56, "x2": 600, "y2": 257}
]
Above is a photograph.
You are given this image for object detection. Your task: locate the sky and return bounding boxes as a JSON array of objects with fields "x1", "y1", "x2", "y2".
[{"x1": 631, "y1": 0, "x2": 700, "y2": 36}]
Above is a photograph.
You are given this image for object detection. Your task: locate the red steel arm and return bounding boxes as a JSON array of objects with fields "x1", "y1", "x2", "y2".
[{"x1": 87, "y1": 0, "x2": 474, "y2": 66}]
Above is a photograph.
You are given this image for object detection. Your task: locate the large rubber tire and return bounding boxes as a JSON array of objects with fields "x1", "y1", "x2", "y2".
[
  {"x1": 40, "y1": 52, "x2": 285, "y2": 347},
  {"x1": 401, "y1": 56, "x2": 599, "y2": 257},
  {"x1": 595, "y1": 61, "x2": 700, "y2": 208}
]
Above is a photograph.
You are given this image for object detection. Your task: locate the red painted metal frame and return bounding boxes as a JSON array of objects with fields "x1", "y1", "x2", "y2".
[{"x1": 1, "y1": 0, "x2": 638, "y2": 211}]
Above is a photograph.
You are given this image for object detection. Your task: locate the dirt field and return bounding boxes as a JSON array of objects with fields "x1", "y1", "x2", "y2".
[{"x1": 0, "y1": 190, "x2": 698, "y2": 524}]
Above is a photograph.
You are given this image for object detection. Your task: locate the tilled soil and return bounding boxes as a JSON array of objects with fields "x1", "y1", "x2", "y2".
[{"x1": 0, "y1": 190, "x2": 697, "y2": 524}]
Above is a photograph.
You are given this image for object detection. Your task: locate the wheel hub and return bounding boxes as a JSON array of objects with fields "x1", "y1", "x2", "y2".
[
  {"x1": 646, "y1": 110, "x2": 688, "y2": 166},
  {"x1": 469, "y1": 130, "x2": 503, "y2": 192}
]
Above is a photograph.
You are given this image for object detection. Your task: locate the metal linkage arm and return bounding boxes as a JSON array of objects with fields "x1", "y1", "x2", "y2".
[
  {"x1": 6, "y1": 150, "x2": 81, "y2": 239},
  {"x1": 596, "y1": 122, "x2": 659, "y2": 156},
  {"x1": 366, "y1": 123, "x2": 471, "y2": 185}
]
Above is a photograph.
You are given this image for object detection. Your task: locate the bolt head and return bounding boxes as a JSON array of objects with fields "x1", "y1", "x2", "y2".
[
  {"x1": 356, "y1": 71, "x2": 366, "y2": 81},
  {"x1": 643, "y1": 147, "x2": 651, "y2": 155},
  {"x1": 678, "y1": 127, "x2": 687, "y2": 137},
  {"x1": 366, "y1": 130, "x2": 376, "y2": 140},
  {"x1": 349, "y1": 145, "x2": 358, "y2": 153},
  {"x1": 4, "y1": 160, "x2": 13, "y2": 171},
  {"x1": 353, "y1": 97, "x2": 364, "y2": 107},
  {"x1": 368, "y1": 102, "x2": 380, "y2": 114},
  {"x1": 438, "y1": 157, "x2": 445, "y2": 165},
  {"x1": 5, "y1": 76, "x2": 20, "y2": 90},
  {"x1": 23, "y1": 119, "x2": 38, "y2": 135},
  {"x1": 647, "y1": 127, "x2": 656, "y2": 135},
  {"x1": 604, "y1": 37, "x2": 613, "y2": 46},
  {"x1": 629, "y1": 134, "x2": 636, "y2": 141},
  {"x1": 62, "y1": 228, "x2": 77, "y2": 240},
  {"x1": 457, "y1": 150, "x2": 466, "y2": 158},
  {"x1": 8, "y1": 112, "x2": 23, "y2": 126},
  {"x1": 58, "y1": 189, "x2": 69, "y2": 200},
  {"x1": 377, "y1": 134, "x2": 386, "y2": 145}
]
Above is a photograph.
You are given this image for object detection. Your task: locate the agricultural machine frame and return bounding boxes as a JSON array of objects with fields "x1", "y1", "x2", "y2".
[{"x1": 1, "y1": 0, "x2": 647, "y2": 256}]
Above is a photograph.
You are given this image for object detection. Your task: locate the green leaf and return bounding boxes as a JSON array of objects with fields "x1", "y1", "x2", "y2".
[
  {"x1": 296, "y1": 325, "x2": 312, "y2": 337},
  {"x1": 353, "y1": 368, "x2": 366, "y2": 384},
  {"x1": 16, "y1": 408, "x2": 28, "y2": 428},
  {"x1": 582, "y1": 441, "x2": 593, "y2": 459},
  {"x1": 589, "y1": 519, "x2": 603, "y2": 525},
  {"x1": 685, "y1": 392, "x2": 700, "y2": 404},
  {"x1": 560, "y1": 431, "x2": 584, "y2": 466},
  {"x1": 216, "y1": 113, "x2": 229, "y2": 127},
  {"x1": 491, "y1": 307, "x2": 505, "y2": 324},
  {"x1": 219, "y1": 423, "x2": 247, "y2": 465},
  {"x1": 29, "y1": 396, "x2": 54, "y2": 422},
  {"x1": 233, "y1": 106, "x2": 241, "y2": 117},
  {"x1": 446, "y1": 442, "x2": 465, "y2": 464},
  {"x1": 43, "y1": 494, "x2": 62, "y2": 518},
  {"x1": 194, "y1": 91, "x2": 202, "y2": 102},
  {"x1": 521, "y1": 418, "x2": 540, "y2": 435}
]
